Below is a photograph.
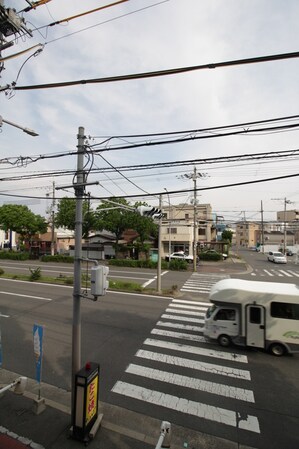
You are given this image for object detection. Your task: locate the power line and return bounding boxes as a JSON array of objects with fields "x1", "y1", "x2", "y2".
[{"x1": 13, "y1": 50, "x2": 299, "y2": 91}]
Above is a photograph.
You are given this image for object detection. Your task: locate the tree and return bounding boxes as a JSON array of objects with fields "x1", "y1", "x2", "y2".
[
  {"x1": 221, "y1": 229, "x2": 233, "y2": 243},
  {"x1": 0, "y1": 204, "x2": 48, "y2": 243},
  {"x1": 55, "y1": 197, "x2": 96, "y2": 238},
  {"x1": 95, "y1": 198, "x2": 133, "y2": 250}
]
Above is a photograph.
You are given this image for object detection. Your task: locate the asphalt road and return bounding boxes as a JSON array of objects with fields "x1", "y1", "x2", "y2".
[{"x1": 1, "y1": 275, "x2": 299, "y2": 448}]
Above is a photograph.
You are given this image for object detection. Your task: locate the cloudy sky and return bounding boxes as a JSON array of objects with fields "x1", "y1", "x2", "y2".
[{"x1": 1, "y1": 0, "x2": 299, "y2": 224}]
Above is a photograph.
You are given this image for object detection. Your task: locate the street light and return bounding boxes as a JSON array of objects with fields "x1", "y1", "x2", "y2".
[
  {"x1": 0, "y1": 115, "x2": 39, "y2": 136},
  {"x1": 164, "y1": 188, "x2": 171, "y2": 265}
]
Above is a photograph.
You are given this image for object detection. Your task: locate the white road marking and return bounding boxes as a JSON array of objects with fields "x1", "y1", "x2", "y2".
[
  {"x1": 161, "y1": 314, "x2": 204, "y2": 324},
  {"x1": 136, "y1": 349, "x2": 251, "y2": 380},
  {"x1": 144, "y1": 338, "x2": 248, "y2": 363},
  {"x1": 0, "y1": 313, "x2": 10, "y2": 318},
  {"x1": 263, "y1": 270, "x2": 274, "y2": 276},
  {"x1": 142, "y1": 271, "x2": 168, "y2": 288},
  {"x1": 168, "y1": 304, "x2": 208, "y2": 311},
  {"x1": 287, "y1": 270, "x2": 299, "y2": 277},
  {"x1": 166, "y1": 308, "x2": 205, "y2": 316},
  {"x1": 112, "y1": 382, "x2": 260, "y2": 433},
  {"x1": 157, "y1": 321, "x2": 203, "y2": 332},
  {"x1": 278, "y1": 270, "x2": 293, "y2": 277},
  {"x1": 172, "y1": 299, "x2": 211, "y2": 306},
  {"x1": 151, "y1": 328, "x2": 205, "y2": 342},
  {"x1": 126, "y1": 364, "x2": 255, "y2": 402},
  {"x1": 0, "y1": 291, "x2": 52, "y2": 301}
]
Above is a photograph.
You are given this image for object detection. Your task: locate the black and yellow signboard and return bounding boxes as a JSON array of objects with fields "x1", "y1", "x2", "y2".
[{"x1": 73, "y1": 362, "x2": 100, "y2": 441}]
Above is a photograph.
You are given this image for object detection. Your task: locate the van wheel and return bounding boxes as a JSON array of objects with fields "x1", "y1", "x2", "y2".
[
  {"x1": 269, "y1": 343, "x2": 286, "y2": 356},
  {"x1": 218, "y1": 334, "x2": 231, "y2": 347}
]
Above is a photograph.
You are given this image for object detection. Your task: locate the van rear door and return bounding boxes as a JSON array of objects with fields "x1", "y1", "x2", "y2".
[{"x1": 246, "y1": 305, "x2": 265, "y2": 348}]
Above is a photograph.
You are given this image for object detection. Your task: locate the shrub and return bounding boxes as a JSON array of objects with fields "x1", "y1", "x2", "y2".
[
  {"x1": 169, "y1": 259, "x2": 188, "y2": 270},
  {"x1": 0, "y1": 268, "x2": 4, "y2": 275},
  {"x1": 29, "y1": 267, "x2": 41, "y2": 281},
  {"x1": 199, "y1": 252, "x2": 222, "y2": 261},
  {"x1": 0, "y1": 251, "x2": 29, "y2": 260}
]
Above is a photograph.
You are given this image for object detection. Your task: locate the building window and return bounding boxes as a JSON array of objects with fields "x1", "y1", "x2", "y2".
[
  {"x1": 170, "y1": 228, "x2": 177, "y2": 234},
  {"x1": 185, "y1": 214, "x2": 189, "y2": 219},
  {"x1": 198, "y1": 229, "x2": 205, "y2": 236}
]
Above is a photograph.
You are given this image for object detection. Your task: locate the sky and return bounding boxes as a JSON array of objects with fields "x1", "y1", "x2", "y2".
[{"x1": 1, "y1": 0, "x2": 299, "y2": 225}]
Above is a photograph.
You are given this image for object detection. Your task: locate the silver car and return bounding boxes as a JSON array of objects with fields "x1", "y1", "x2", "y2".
[{"x1": 267, "y1": 251, "x2": 287, "y2": 264}]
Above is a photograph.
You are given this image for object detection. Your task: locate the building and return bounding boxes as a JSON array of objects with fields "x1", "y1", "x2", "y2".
[
  {"x1": 235, "y1": 222, "x2": 260, "y2": 248},
  {"x1": 161, "y1": 203, "x2": 213, "y2": 258},
  {"x1": 277, "y1": 209, "x2": 299, "y2": 222}
]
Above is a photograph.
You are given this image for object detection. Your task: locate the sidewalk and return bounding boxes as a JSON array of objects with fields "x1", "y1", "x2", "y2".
[{"x1": 0, "y1": 369, "x2": 256, "y2": 449}]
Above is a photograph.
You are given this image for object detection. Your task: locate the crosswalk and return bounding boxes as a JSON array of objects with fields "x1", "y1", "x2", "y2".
[
  {"x1": 250, "y1": 268, "x2": 299, "y2": 279},
  {"x1": 111, "y1": 298, "x2": 260, "y2": 440},
  {"x1": 180, "y1": 272, "x2": 229, "y2": 294}
]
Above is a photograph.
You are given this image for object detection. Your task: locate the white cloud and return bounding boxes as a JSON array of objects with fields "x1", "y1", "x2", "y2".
[{"x1": 1, "y1": 0, "x2": 299, "y2": 221}]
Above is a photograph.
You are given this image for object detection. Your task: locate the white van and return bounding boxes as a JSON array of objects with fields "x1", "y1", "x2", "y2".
[{"x1": 203, "y1": 279, "x2": 299, "y2": 356}]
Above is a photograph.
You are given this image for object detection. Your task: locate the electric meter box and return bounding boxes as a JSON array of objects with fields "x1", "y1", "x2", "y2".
[{"x1": 90, "y1": 265, "x2": 109, "y2": 297}]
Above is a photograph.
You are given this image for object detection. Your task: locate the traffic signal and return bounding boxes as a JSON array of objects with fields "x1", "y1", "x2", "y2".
[
  {"x1": 136, "y1": 206, "x2": 162, "y2": 218},
  {"x1": 90, "y1": 265, "x2": 109, "y2": 297}
]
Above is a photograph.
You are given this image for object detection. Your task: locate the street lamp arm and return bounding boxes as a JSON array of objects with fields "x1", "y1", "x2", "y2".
[{"x1": 0, "y1": 115, "x2": 39, "y2": 136}]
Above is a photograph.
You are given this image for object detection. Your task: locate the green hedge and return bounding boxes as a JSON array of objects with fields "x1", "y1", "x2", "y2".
[
  {"x1": 0, "y1": 251, "x2": 29, "y2": 260},
  {"x1": 199, "y1": 252, "x2": 222, "y2": 261},
  {"x1": 41, "y1": 255, "x2": 74, "y2": 263}
]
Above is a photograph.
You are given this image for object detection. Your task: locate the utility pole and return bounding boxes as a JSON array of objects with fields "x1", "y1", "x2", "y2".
[
  {"x1": 156, "y1": 194, "x2": 162, "y2": 293},
  {"x1": 261, "y1": 200, "x2": 264, "y2": 253},
  {"x1": 51, "y1": 181, "x2": 55, "y2": 256},
  {"x1": 192, "y1": 167, "x2": 198, "y2": 273},
  {"x1": 71, "y1": 126, "x2": 85, "y2": 417}
]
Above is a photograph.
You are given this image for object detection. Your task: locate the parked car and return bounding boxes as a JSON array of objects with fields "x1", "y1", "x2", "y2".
[
  {"x1": 286, "y1": 250, "x2": 294, "y2": 256},
  {"x1": 165, "y1": 251, "x2": 194, "y2": 263},
  {"x1": 267, "y1": 251, "x2": 287, "y2": 264},
  {"x1": 201, "y1": 249, "x2": 228, "y2": 260}
]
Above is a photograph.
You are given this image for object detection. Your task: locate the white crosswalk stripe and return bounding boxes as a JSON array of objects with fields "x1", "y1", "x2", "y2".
[
  {"x1": 111, "y1": 297, "x2": 260, "y2": 438},
  {"x1": 180, "y1": 273, "x2": 229, "y2": 294},
  {"x1": 251, "y1": 268, "x2": 299, "y2": 278}
]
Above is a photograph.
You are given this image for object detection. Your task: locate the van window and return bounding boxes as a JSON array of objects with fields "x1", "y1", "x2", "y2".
[
  {"x1": 271, "y1": 302, "x2": 299, "y2": 320},
  {"x1": 215, "y1": 308, "x2": 236, "y2": 321},
  {"x1": 206, "y1": 304, "x2": 217, "y2": 319},
  {"x1": 249, "y1": 307, "x2": 261, "y2": 324}
]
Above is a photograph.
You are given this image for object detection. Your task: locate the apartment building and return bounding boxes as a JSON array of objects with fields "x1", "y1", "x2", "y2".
[
  {"x1": 161, "y1": 203, "x2": 213, "y2": 258},
  {"x1": 235, "y1": 221, "x2": 260, "y2": 248}
]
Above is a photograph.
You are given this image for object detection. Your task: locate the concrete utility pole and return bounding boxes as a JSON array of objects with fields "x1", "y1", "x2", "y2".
[
  {"x1": 261, "y1": 200, "x2": 265, "y2": 253},
  {"x1": 71, "y1": 126, "x2": 85, "y2": 414},
  {"x1": 192, "y1": 167, "x2": 198, "y2": 273},
  {"x1": 156, "y1": 194, "x2": 162, "y2": 293},
  {"x1": 164, "y1": 188, "x2": 171, "y2": 266}
]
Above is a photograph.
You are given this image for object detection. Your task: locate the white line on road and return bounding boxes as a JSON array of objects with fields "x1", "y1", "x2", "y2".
[
  {"x1": 144, "y1": 338, "x2": 248, "y2": 363},
  {"x1": 142, "y1": 271, "x2": 168, "y2": 288},
  {"x1": 0, "y1": 313, "x2": 10, "y2": 318},
  {"x1": 0, "y1": 291, "x2": 52, "y2": 301},
  {"x1": 126, "y1": 363, "x2": 255, "y2": 402},
  {"x1": 168, "y1": 304, "x2": 209, "y2": 311},
  {"x1": 112, "y1": 382, "x2": 260, "y2": 433},
  {"x1": 161, "y1": 314, "x2": 204, "y2": 324},
  {"x1": 172, "y1": 299, "x2": 211, "y2": 306},
  {"x1": 136, "y1": 349, "x2": 251, "y2": 379},
  {"x1": 166, "y1": 308, "x2": 205, "y2": 316},
  {"x1": 156, "y1": 321, "x2": 203, "y2": 332}
]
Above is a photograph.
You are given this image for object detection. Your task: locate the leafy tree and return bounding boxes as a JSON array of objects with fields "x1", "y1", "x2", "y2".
[
  {"x1": 221, "y1": 229, "x2": 233, "y2": 243},
  {"x1": 95, "y1": 198, "x2": 133, "y2": 249},
  {"x1": 55, "y1": 197, "x2": 96, "y2": 238},
  {"x1": 0, "y1": 204, "x2": 48, "y2": 242}
]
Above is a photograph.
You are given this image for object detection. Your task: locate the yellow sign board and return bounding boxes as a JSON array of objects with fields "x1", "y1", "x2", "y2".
[{"x1": 85, "y1": 375, "x2": 98, "y2": 425}]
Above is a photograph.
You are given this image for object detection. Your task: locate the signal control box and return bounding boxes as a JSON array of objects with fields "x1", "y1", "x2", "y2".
[{"x1": 90, "y1": 265, "x2": 109, "y2": 297}]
